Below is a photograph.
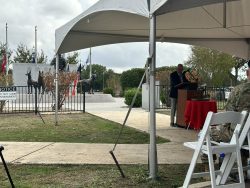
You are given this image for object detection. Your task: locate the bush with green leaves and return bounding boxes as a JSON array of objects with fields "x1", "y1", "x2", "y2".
[
  {"x1": 124, "y1": 88, "x2": 142, "y2": 107},
  {"x1": 103, "y1": 87, "x2": 114, "y2": 96}
]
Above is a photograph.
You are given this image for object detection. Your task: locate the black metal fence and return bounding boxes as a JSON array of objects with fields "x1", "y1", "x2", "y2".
[
  {"x1": 156, "y1": 85, "x2": 234, "y2": 110},
  {"x1": 0, "y1": 84, "x2": 85, "y2": 114}
]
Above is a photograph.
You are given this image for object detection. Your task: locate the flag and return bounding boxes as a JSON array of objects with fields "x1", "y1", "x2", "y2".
[
  {"x1": 72, "y1": 78, "x2": 78, "y2": 96},
  {"x1": 85, "y1": 55, "x2": 89, "y2": 65},
  {"x1": 67, "y1": 64, "x2": 70, "y2": 72},
  {"x1": 1, "y1": 51, "x2": 7, "y2": 73},
  {"x1": 32, "y1": 57, "x2": 35, "y2": 64},
  {"x1": 72, "y1": 64, "x2": 81, "y2": 96},
  {"x1": 77, "y1": 64, "x2": 82, "y2": 80},
  {"x1": 32, "y1": 52, "x2": 36, "y2": 63}
]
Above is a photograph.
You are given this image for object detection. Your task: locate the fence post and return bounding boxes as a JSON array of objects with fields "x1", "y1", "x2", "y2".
[
  {"x1": 83, "y1": 84, "x2": 85, "y2": 113},
  {"x1": 35, "y1": 86, "x2": 38, "y2": 115}
]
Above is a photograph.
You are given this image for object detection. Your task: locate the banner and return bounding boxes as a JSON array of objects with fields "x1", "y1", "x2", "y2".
[{"x1": 0, "y1": 87, "x2": 17, "y2": 100}]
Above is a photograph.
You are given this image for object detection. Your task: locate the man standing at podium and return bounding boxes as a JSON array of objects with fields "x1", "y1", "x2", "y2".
[{"x1": 169, "y1": 64, "x2": 188, "y2": 127}]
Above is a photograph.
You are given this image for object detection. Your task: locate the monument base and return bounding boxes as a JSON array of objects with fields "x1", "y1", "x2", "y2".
[{"x1": 85, "y1": 93, "x2": 115, "y2": 103}]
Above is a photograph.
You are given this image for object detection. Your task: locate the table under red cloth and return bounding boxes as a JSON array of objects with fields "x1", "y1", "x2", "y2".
[{"x1": 184, "y1": 100, "x2": 217, "y2": 130}]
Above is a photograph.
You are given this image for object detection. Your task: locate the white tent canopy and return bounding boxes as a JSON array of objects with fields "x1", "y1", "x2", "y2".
[
  {"x1": 55, "y1": 0, "x2": 250, "y2": 180},
  {"x1": 56, "y1": 0, "x2": 250, "y2": 59}
]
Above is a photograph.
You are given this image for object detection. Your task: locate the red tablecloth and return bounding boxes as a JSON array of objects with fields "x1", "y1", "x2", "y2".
[{"x1": 184, "y1": 100, "x2": 217, "y2": 130}]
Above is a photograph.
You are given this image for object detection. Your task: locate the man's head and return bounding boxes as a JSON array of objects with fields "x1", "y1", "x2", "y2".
[{"x1": 177, "y1": 64, "x2": 183, "y2": 74}]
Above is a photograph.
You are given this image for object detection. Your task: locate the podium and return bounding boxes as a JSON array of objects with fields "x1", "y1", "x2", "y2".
[{"x1": 176, "y1": 89, "x2": 202, "y2": 127}]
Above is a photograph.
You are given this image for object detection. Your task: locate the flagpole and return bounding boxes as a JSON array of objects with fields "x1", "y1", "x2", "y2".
[
  {"x1": 5, "y1": 23, "x2": 8, "y2": 75},
  {"x1": 55, "y1": 54, "x2": 59, "y2": 126},
  {"x1": 35, "y1": 26, "x2": 38, "y2": 64},
  {"x1": 89, "y1": 48, "x2": 92, "y2": 78}
]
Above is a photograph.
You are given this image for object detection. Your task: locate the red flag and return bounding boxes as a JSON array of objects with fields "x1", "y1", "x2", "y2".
[
  {"x1": 1, "y1": 52, "x2": 6, "y2": 73},
  {"x1": 72, "y1": 74, "x2": 79, "y2": 96}
]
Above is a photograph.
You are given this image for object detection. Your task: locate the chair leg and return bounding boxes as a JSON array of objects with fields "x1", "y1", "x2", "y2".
[
  {"x1": 206, "y1": 136, "x2": 217, "y2": 187},
  {"x1": 235, "y1": 134, "x2": 244, "y2": 185},
  {"x1": 0, "y1": 146, "x2": 15, "y2": 188},
  {"x1": 182, "y1": 148, "x2": 201, "y2": 188},
  {"x1": 216, "y1": 154, "x2": 232, "y2": 185}
]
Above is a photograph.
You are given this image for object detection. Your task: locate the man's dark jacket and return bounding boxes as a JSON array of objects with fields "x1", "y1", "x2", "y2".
[{"x1": 169, "y1": 71, "x2": 188, "y2": 98}]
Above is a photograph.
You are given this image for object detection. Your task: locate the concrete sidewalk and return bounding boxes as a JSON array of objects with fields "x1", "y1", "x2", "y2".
[{"x1": 1, "y1": 98, "x2": 198, "y2": 165}]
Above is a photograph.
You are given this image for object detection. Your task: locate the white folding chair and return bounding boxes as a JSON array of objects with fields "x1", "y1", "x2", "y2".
[
  {"x1": 217, "y1": 113, "x2": 250, "y2": 185},
  {"x1": 183, "y1": 111, "x2": 247, "y2": 188}
]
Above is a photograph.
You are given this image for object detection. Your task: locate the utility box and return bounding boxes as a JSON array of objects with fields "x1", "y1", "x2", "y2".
[{"x1": 142, "y1": 81, "x2": 160, "y2": 110}]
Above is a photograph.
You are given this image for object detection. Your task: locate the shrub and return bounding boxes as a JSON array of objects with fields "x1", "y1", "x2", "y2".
[
  {"x1": 43, "y1": 71, "x2": 77, "y2": 110},
  {"x1": 124, "y1": 88, "x2": 142, "y2": 107},
  {"x1": 103, "y1": 87, "x2": 114, "y2": 97}
]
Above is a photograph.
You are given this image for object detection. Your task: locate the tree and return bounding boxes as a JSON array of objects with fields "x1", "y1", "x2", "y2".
[
  {"x1": 81, "y1": 64, "x2": 107, "y2": 91},
  {"x1": 51, "y1": 55, "x2": 67, "y2": 71},
  {"x1": 229, "y1": 57, "x2": 246, "y2": 85},
  {"x1": 13, "y1": 43, "x2": 32, "y2": 64},
  {"x1": 37, "y1": 50, "x2": 47, "y2": 64},
  {"x1": 0, "y1": 42, "x2": 13, "y2": 73},
  {"x1": 106, "y1": 71, "x2": 122, "y2": 96},
  {"x1": 0, "y1": 46, "x2": 13, "y2": 110},
  {"x1": 66, "y1": 52, "x2": 79, "y2": 64},
  {"x1": 43, "y1": 71, "x2": 77, "y2": 110},
  {"x1": 120, "y1": 68, "x2": 145, "y2": 91},
  {"x1": 185, "y1": 46, "x2": 241, "y2": 87},
  {"x1": 156, "y1": 66, "x2": 181, "y2": 85},
  {"x1": 13, "y1": 44, "x2": 47, "y2": 64}
]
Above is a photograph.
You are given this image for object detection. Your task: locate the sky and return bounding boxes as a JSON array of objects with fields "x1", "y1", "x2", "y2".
[{"x1": 0, "y1": 0, "x2": 191, "y2": 73}]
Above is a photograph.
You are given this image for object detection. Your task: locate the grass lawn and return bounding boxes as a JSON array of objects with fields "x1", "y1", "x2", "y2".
[
  {"x1": 0, "y1": 164, "x2": 203, "y2": 188},
  {"x1": 0, "y1": 113, "x2": 168, "y2": 144}
]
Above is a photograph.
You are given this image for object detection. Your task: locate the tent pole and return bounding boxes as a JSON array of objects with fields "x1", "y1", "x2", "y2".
[
  {"x1": 55, "y1": 54, "x2": 59, "y2": 126},
  {"x1": 149, "y1": 13, "x2": 157, "y2": 179},
  {"x1": 90, "y1": 48, "x2": 92, "y2": 78}
]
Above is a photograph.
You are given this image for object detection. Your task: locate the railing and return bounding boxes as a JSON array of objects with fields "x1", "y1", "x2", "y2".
[
  {"x1": 155, "y1": 85, "x2": 234, "y2": 110},
  {"x1": 0, "y1": 84, "x2": 85, "y2": 114}
]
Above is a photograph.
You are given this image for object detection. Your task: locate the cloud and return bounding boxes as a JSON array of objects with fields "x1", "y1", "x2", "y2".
[{"x1": 0, "y1": 0, "x2": 191, "y2": 73}]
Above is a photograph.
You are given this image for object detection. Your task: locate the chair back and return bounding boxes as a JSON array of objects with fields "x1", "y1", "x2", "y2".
[
  {"x1": 210, "y1": 111, "x2": 247, "y2": 126},
  {"x1": 197, "y1": 111, "x2": 247, "y2": 145}
]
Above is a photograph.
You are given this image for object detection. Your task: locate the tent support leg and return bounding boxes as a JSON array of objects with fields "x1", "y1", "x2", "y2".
[
  {"x1": 148, "y1": 13, "x2": 158, "y2": 180},
  {"x1": 109, "y1": 151, "x2": 125, "y2": 178}
]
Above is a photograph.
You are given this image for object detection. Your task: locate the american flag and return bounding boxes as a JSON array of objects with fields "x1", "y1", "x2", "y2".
[
  {"x1": 72, "y1": 64, "x2": 82, "y2": 96},
  {"x1": 1, "y1": 51, "x2": 7, "y2": 73},
  {"x1": 85, "y1": 55, "x2": 90, "y2": 66}
]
